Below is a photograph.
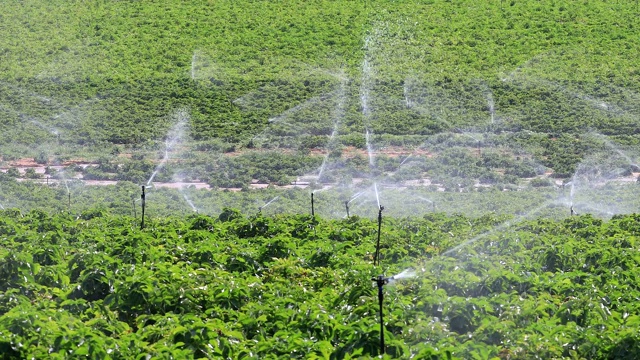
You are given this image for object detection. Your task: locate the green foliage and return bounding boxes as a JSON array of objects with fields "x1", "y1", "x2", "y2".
[
  {"x1": 1, "y1": 0, "x2": 640, "y2": 185},
  {"x1": 2, "y1": 3, "x2": 640, "y2": 357},
  {"x1": 0, "y1": 210, "x2": 639, "y2": 358}
]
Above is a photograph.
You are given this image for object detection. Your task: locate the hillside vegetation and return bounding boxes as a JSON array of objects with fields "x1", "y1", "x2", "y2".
[{"x1": 2, "y1": 0, "x2": 640, "y2": 187}]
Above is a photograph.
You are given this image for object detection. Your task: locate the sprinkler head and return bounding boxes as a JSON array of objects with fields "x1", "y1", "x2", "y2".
[{"x1": 371, "y1": 275, "x2": 391, "y2": 287}]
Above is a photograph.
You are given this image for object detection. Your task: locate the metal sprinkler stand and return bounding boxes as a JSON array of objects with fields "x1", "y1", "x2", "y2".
[
  {"x1": 140, "y1": 185, "x2": 146, "y2": 230},
  {"x1": 374, "y1": 205, "x2": 384, "y2": 266},
  {"x1": 344, "y1": 200, "x2": 350, "y2": 217},
  {"x1": 371, "y1": 274, "x2": 391, "y2": 355},
  {"x1": 372, "y1": 205, "x2": 388, "y2": 354},
  {"x1": 311, "y1": 192, "x2": 315, "y2": 217}
]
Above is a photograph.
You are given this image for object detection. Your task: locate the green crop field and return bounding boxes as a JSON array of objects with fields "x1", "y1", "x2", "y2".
[
  {"x1": 1, "y1": 0, "x2": 640, "y2": 186},
  {"x1": 2, "y1": 210, "x2": 640, "y2": 359},
  {"x1": 2, "y1": 1, "x2": 640, "y2": 358}
]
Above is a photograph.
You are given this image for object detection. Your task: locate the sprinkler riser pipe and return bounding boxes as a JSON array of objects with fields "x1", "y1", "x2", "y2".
[
  {"x1": 378, "y1": 284, "x2": 384, "y2": 355},
  {"x1": 141, "y1": 185, "x2": 146, "y2": 230},
  {"x1": 374, "y1": 205, "x2": 384, "y2": 266},
  {"x1": 371, "y1": 275, "x2": 390, "y2": 355},
  {"x1": 311, "y1": 193, "x2": 315, "y2": 217}
]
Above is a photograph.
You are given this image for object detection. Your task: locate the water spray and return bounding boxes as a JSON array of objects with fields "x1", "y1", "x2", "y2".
[
  {"x1": 369, "y1": 269, "x2": 417, "y2": 356},
  {"x1": 258, "y1": 196, "x2": 279, "y2": 215},
  {"x1": 180, "y1": 189, "x2": 198, "y2": 213},
  {"x1": 374, "y1": 183, "x2": 381, "y2": 209},
  {"x1": 417, "y1": 196, "x2": 436, "y2": 213}
]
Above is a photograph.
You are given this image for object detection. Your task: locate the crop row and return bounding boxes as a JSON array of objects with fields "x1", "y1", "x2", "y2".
[
  {"x1": 2, "y1": 209, "x2": 640, "y2": 358},
  {"x1": 2, "y1": 1, "x2": 640, "y2": 182}
]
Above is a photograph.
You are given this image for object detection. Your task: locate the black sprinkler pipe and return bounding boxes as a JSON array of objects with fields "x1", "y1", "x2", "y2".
[
  {"x1": 345, "y1": 200, "x2": 350, "y2": 217},
  {"x1": 374, "y1": 205, "x2": 384, "y2": 266},
  {"x1": 311, "y1": 192, "x2": 315, "y2": 217},
  {"x1": 372, "y1": 206, "x2": 389, "y2": 355},
  {"x1": 372, "y1": 275, "x2": 390, "y2": 355},
  {"x1": 140, "y1": 185, "x2": 146, "y2": 230}
]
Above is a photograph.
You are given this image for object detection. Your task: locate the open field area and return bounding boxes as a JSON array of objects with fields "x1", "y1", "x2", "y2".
[
  {"x1": 2, "y1": 0, "x2": 640, "y2": 189},
  {"x1": 2, "y1": 211, "x2": 640, "y2": 359},
  {"x1": 3, "y1": 0, "x2": 640, "y2": 358}
]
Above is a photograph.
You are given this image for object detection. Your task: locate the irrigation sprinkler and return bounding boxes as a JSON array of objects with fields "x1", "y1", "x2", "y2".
[
  {"x1": 311, "y1": 192, "x2": 315, "y2": 217},
  {"x1": 371, "y1": 274, "x2": 390, "y2": 355},
  {"x1": 374, "y1": 205, "x2": 384, "y2": 266},
  {"x1": 258, "y1": 196, "x2": 279, "y2": 215},
  {"x1": 140, "y1": 185, "x2": 146, "y2": 230},
  {"x1": 372, "y1": 204, "x2": 388, "y2": 354},
  {"x1": 370, "y1": 271, "x2": 416, "y2": 356},
  {"x1": 571, "y1": 206, "x2": 577, "y2": 216},
  {"x1": 344, "y1": 200, "x2": 350, "y2": 217},
  {"x1": 68, "y1": 192, "x2": 71, "y2": 212}
]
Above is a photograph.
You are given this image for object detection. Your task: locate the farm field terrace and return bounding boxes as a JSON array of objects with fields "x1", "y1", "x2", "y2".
[
  {"x1": 2, "y1": 1, "x2": 640, "y2": 358},
  {"x1": 1, "y1": 210, "x2": 640, "y2": 358},
  {"x1": 1, "y1": 0, "x2": 640, "y2": 190}
]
